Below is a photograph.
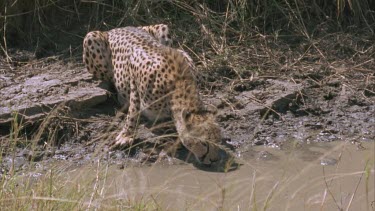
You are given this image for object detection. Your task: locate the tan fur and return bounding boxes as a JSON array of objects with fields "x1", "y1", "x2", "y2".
[{"x1": 83, "y1": 24, "x2": 223, "y2": 165}]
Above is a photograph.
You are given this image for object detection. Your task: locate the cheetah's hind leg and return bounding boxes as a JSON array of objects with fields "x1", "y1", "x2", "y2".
[{"x1": 83, "y1": 31, "x2": 113, "y2": 82}]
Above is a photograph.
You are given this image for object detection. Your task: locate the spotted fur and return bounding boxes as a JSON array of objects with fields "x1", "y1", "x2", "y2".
[{"x1": 83, "y1": 24, "x2": 223, "y2": 165}]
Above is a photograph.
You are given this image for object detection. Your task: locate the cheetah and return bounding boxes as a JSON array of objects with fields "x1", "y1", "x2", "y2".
[
  {"x1": 82, "y1": 24, "x2": 193, "y2": 104},
  {"x1": 139, "y1": 24, "x2": 193, "y2": 66},
  {"x1": 139, "y1": 24, "x2": 193, "y2": 65},
  {"x1": 82, "y1": 24, "x2": 172, "y2": 83},
  {"x1": 83, "y1": 25, "x2": 226, "y2": 165},
  {"x1": 138, "y1": 24, "x2": 172, "y2": 46}
]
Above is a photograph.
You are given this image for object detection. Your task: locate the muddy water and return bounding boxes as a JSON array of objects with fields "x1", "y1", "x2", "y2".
[{"x1": 53, "y1": 141, "x2": 374, "y2": 210}]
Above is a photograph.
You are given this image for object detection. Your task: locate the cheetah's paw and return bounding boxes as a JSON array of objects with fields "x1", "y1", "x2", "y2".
[{"x1": 110, "y1": 133, "x2": 135, "y2": 150}]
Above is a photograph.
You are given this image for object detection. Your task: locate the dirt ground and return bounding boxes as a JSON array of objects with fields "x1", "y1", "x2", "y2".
[{"x1": 0, "y1": 29, "x2": 374, "y2": 173}]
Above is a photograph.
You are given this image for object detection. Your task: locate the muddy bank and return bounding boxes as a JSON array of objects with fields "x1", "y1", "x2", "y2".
[
  {"x1": 1, "y1": 28, "x2": 375, "y2": 173},
  {"x1": 1, "y1": 52, "x2": 374, "y2": 174}
]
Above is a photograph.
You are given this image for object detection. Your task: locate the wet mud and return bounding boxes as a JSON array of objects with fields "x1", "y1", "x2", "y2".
[
  {"x1": 0, "y1": 39, "x2": 374, "y2": 173},
  {"x1": 0, "y1": 38, "x2": 374, "y2": 209},
  {"x1": 0, "y1": 30, "x2": 375, "y2": 172}
]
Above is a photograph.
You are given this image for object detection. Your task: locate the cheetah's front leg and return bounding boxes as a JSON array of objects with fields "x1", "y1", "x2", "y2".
[{"x1": 112, "y1": 79, "x2": 140, "y2": 148}]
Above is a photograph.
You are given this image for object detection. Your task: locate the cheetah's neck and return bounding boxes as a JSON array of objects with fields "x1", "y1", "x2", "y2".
[
  {"x1": 171, "y1": 78, "x2": 203, "y2": 109},
  {"x1": 171, "y1": 74, "x2": 205, "y2": 133}
]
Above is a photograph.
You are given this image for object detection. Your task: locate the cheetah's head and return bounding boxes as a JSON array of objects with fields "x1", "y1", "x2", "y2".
[{"x1": 178, "y1": 109, "x2": 228, "y2": 166}]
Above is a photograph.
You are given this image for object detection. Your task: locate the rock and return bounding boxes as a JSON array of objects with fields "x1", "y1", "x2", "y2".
[
  {"x1": 320, "y1": 157, "x2": 338, "y2": 166},
  {"x1": 0, "y1": 65, "x2": 109, "y2": 125}
]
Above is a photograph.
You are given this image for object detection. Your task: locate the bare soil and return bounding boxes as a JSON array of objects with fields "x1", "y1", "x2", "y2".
[{"x1": 0, "y1": 31, "x2": 374, "y2": 173}]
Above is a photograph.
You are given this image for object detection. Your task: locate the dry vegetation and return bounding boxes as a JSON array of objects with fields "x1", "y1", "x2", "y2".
[
  {"x1": 1, "y1": 0, "x2": 374, "y2": 60},
  {"x1": 0, "y1": 0, "x2": 374, "y2": 210}
]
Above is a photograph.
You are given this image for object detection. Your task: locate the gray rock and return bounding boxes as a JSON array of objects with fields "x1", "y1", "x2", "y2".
[{"x1": 0, "y1": 65, "x2": 109, "y2": 125}]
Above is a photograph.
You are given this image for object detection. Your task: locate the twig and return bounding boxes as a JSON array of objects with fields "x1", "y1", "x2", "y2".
[
  {"x1": 345, "y1": 159, "x2": 370, "y2": 211},
  {"x1": 322, "y1": 166, "x2": 342, "y2": 210},
  {"x1": 1, "y1": 4, "x2": 12, "y2": 65}
]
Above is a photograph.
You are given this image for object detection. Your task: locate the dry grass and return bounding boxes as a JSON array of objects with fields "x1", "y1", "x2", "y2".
[
  {"x1": 0, "y1": 0, "x2": 374, "y2": 210},
  {"x1": 0, "y1": 0, "x2": 374, "y2": 59},
  {"x1": 1, "y1": 117, "x2": 373, "y2": 210}
]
